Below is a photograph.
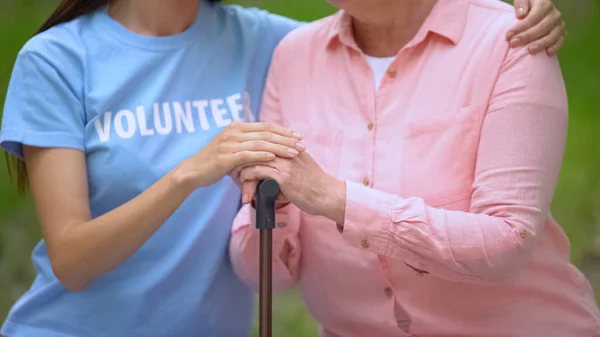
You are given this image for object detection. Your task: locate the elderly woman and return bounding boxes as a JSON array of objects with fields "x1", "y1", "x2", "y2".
[{"x1": 229, "y1": 0, "x2": 600, "y2": 336}]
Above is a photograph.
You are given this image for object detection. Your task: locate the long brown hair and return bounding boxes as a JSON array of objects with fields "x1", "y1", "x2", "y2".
[{"x1": 6, "y1": 0, "x2": 108, "y2": 193}]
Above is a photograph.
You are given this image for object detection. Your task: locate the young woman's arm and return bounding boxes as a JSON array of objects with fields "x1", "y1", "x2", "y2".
[
  {"x1": 25, "y1": 119, "x2": 302, "y2": 292},
  {"x1": 1, "y1": 46, "x2": 305, "y2": 292}
]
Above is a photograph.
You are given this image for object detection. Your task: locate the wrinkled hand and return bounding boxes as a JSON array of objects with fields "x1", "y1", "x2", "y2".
[
  {"x1": 508, "y1": 0, "x2": 565, "y2": 56},
  {"x1": 233, "y1": 152, "x2": 346, "y2": 222}
]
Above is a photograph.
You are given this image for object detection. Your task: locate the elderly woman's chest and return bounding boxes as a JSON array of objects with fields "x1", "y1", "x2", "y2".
[{"x1": 280, "y1": 61, "x2": 491, "y2": 207}]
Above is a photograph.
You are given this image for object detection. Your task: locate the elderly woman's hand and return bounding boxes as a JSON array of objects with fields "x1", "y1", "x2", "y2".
[
  {"x1": 235, "y1": 152, "x2": 346, "y2": 222},
  {"x1": 508, "y1": 0, "x2": 565, "y2": 56}
]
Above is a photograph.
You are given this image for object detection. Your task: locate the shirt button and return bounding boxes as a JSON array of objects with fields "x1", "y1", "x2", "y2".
[
  {"x1": 361, "y1": 239, "x2": 370, "y2": 249},
  {"x1": 519, "y1": 228, "x2": 528, "y2": 239},
  {"x1": 384, "y1": 287, "x2": 394, "y2": 298},
  {"x1": 387, "y1": 70, "x2": 398, "y2": 78},
  {"x1": 276, "y1": 222, "x2": 287, "y2": 228},
  {"x1": 367, "y1": 122, "x2": 374, "y2": 131},
  {"x1": 362, "y1": 177, "x2": 370, "y2": 186}
]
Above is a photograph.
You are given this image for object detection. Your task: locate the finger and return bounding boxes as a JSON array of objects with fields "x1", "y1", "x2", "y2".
[
  {"x1": 236, "y1": 131, "x2": 306, "y2": 153},
  {"x1": 508, "y1": 1, "x2": 554, "y2": 46},
  {"x1": 241, "y1": 180, "x2": 258, "y2": 204},
  {"x1": 231, "y1": 169, "x2": 243, "y2": 189},
  {"x1": 230, "y1": 164, "x2": 251, "y2": 189},
  {"x1": 233, "y1": 140, "x2": 301, "y2": 159},
  {"x1": 528, "y1": 24, "x2": 563, "y2": 54},
  {"x1": 546, "y1": 35, "x2": 565, "y2": 56},
  {"x1": 239, "y1": 165, "x2": 280, "y2": 185},
  {"x1": 545, "y1": 21, "x2": 566, "y2": 56},
  {"x1": 230, "y1": 122, "x2": 303, "y2": 140},
  {"x1": 513, "y1": 0, "x2": 530, "y2": 20},
  {"x1": 238, "y1": 159, "x2": 282, "y2": 180},
  {"x1": 228, "y1": 151, "x2": 275, "y2": 169},
  {"x1": 507, "y1": 0, "x2": 534, "y2": 40}
]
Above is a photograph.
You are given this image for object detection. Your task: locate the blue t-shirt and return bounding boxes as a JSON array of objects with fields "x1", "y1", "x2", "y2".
[{"x1": 0, "y1": 2, "x2": 299, "y2": 337}]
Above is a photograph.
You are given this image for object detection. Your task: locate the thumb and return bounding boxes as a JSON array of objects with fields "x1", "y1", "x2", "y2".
[
  {"x1": 242, "y1": 180, "x2": 258, "y2": 204},
  {"x1": 513, "y1": 0, "x2": 530, "y2": 19}
]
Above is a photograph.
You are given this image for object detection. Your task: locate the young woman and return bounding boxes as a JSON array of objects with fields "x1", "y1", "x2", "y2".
[
  {"x1": 0, "y1": 0, "x2": 565, "y2": 336},
  {"x1": 229, "y1": 0, "x2": 599, "y2": 337}
]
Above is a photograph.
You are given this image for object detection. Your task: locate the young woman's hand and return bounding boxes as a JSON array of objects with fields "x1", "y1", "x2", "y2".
[
  {"x1": 508, "y1": 0, "x2": 565, "y2": 56},
  {"x1": 177, "y1": 122, "x2": 305, "y2": 189}
]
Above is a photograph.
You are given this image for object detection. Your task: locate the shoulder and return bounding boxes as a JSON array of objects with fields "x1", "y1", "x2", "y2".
[
  {"x1": 466, "y1": 0, "x2": 517, "y2": 37},
  {"x1": 12, "y1": 16, "x2": 91, "y2": 102},
  {"x1": 271, "y1": 12, "x2": 340, "y2": 57},
  {"x1": 18, "y1": 17, "x2": 87, "y2": 76},
  {"x1": 213, "y1": 4, "x2": 301, "y2": 42}
]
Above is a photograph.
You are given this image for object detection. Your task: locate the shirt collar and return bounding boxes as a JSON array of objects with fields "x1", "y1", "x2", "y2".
[{"x1": 326, "y1": 0, "x2": 469, "y2": 50}]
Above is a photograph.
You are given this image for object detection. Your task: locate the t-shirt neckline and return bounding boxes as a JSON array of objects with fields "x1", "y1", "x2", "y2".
[{"x1": 96, "y1": 0, "x2": 212, "y2": 51}]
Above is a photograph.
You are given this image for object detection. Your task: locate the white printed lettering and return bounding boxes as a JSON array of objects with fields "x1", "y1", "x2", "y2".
[
  {"x1": 154, "y1": 103, "x2": 173, "y2": 135},
  {"x1": 174, "y1": 101, "x2": 195, "y2": 134},
  {"x1": 226, "y1": 93, "x2": 244, "y2": 121},
  {"x1": 210, "y1": 99, "x2": 231, "y2": 127},
  {"x1": 94, "y1": 111, "x2": 112, "y2": 142},
  {"x1": 97, "y1": 93, "x2": 250, "y2": 142},
  {"x1": 114, "y1": 109, "x2": 137, "y2": 139},
  {"x1": 192, "y1": 100, "x2": 210, "y2": 131},
  {"x1": 136, "y1": 106, "x2": 155, "y2": 136}
]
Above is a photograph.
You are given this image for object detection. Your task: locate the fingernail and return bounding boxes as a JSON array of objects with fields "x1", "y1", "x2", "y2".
[
  {"x1": 506, "y1": 31, "x2": 515, "y2": 40},
  {"x1": 529, "y1": 43, "x2": 540, "y2": 53},
  {"x1": 287, "y1": 148, "x2": 299, "y2": 155},
  {"x1": 242, "y1": 194, "x2": 248, "y2": 203},
  {"x1": 296, "y1": 142, "x2": 306, "y2": 151},
  {"x1": 510, "y1": 37, "x2": 522, "y2": 47},
  {"x1": 517, "y1": 6, "x2": 526, "y2": 16},
  {"x1": 293, "y1": 132, "x2": 303, "y2": 139}
]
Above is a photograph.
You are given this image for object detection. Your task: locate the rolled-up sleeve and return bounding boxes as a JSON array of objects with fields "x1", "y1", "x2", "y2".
[{"x1": 340, "y1": 47, "x2": 568, "y2": 285}]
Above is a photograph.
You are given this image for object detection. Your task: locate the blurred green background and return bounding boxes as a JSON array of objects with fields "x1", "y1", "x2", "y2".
[{"x1": 0, "y1": 1, "x2": 598, "y2": 336}]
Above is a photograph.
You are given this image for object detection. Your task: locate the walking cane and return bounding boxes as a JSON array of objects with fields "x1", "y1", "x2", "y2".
[{"x1": 255, "y1": 178, "x2": 280, "y2": 337}]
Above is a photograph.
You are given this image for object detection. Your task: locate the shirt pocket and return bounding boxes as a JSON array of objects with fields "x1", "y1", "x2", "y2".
[{"x1": 400, "y1": 106, "x2": 482, "y2": 205}]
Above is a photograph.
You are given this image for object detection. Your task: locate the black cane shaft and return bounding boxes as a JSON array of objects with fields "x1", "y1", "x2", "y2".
[
  {"x1": 255, "y1": 179, "x2": 279, "y2": 337},
  {"x1": 259, "y1": 229, "x2": 273, "y2": 337}
]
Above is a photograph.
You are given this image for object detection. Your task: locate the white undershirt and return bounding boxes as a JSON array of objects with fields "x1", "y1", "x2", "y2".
[{"x1": 365, "y1": 55, "x2": 396, "y2": 89}]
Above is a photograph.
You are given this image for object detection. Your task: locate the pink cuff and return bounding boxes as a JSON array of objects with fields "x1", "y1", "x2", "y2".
[{"x1": 340, "y1": 180, "x2": 395, "y2": 255}]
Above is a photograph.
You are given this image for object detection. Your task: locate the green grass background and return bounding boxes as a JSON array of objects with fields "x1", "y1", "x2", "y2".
[{"x1": 0, "y1": 1, "x2": 598, "y2": 336}]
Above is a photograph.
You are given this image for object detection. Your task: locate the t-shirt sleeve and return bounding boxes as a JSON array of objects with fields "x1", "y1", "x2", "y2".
[
  {"x1": 260, "y1": 11, "x2": 304, "y2": 47},
  {"x1": 0, "y1": 48, "x2": 85, "y2": 158}
]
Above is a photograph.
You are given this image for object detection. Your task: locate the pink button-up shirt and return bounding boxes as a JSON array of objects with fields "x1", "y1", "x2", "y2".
[{"x1": 230, "y1": 0, "x2": 600, "y2": 336}]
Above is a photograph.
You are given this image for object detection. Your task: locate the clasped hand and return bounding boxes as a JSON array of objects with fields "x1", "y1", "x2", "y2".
[{"x1": 231, "y1": 149, "x2": 346, "y2": 222}]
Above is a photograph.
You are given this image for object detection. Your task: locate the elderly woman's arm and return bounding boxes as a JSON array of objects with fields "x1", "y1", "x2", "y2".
[
  {"x1": 327, "y1": 47, "x2": 568, "y2": 285},
  {"x1": 241, "y1": 45, "x2": 568, "y2": 285}
]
